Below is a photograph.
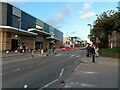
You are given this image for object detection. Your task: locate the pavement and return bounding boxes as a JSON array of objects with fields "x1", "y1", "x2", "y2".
[{"x1": 63, "y1": 56, "x2": 119, "y2": 88}]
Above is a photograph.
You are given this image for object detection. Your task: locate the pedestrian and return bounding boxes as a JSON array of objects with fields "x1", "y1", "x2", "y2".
[
  {"x1": 86, "y1": 44, "x2": 91, "y2": 57},
  {"x1": 95, "y1": 46, "x2": 99, "y2": 57},
  {"x1": 20, "y1": 45, "x2": 23, "y2": 53},
  {"x1": 45, "y1": 47, "x2": 48, "y2": 52},
  {"x1": 32, "y1": 50, "x2": 35, "y2": 58},
  {"x1": 90, "y1": 44, "x2": 96, "y2": 63}
]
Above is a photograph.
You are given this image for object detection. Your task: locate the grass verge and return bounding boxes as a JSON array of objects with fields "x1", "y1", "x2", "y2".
[{"x1": 100, "y1": 48, "x2": 120, "y2": 59}]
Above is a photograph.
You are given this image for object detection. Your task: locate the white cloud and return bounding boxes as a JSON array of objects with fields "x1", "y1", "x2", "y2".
[
  {"x1": 80, "y1": 11, "x2": 95, "y2": 20},
  {"x1": 78, "y1": 11, "x2": 83, "y2": 14},
  {"x1": 83, "y1": 3, "x2": 91, "y2": 9},
  {"x1": 47, "y1": 6, "x2": 71, "y2": 27}
]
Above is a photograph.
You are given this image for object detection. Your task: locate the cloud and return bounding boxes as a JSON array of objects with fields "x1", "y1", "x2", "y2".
[
  {"x1": 47, "y1": 6, "x2": 71, "y2": 28},
  {"x1": 80, "y1": 11, "x2": 95, "y2": 20},
  {"x1": 78, "y1": 11, "x2": 83, "y2": 14},
  {"x1": 83, "y1": 3, "x2": 91, "y2": 9}
]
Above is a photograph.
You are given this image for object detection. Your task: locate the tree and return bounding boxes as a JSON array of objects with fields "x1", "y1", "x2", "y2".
[{"x1": 90, "y1": 10, "x2": 120, "y2": 48}]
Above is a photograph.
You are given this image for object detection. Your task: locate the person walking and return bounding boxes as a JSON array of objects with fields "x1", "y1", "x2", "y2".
[
  {"x1": 90, "y1": 44, "x2": 96, "y2": 63},
  {"x1": 95, "y1": 46, "x2": 99, "y2": 57},
  {"x1": 86, "y1": 44, "x2": 91, "y2": 57}
]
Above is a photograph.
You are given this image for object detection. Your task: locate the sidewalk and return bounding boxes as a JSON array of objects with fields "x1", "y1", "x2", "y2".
[{"x1": 64, "y1": 56, "x2": 118, "y2": 88}]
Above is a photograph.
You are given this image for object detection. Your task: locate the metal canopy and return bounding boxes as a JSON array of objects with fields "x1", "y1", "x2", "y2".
[
  {"x1": 28, "y1": 28, "x2": 51, "y2": 37},
  {"x1": 0, "y1": 26, "x2": 37, "y2": 36}
]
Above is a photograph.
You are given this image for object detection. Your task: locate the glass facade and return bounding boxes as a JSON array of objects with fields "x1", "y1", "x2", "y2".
[
  {"x1": 44, "y1": 23, "x2": 49, "y2": 33},
  {"x1": 54, "y1": 29, "x2": 63, "y2": 42},
  {"x1": 21, "y1": 11, "x2": 36, "y2": 31}
]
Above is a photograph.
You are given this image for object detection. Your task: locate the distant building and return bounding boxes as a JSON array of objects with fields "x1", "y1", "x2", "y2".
[
  {"x1": 108, "y1": 31, "x2": 120, "y2": 48},
  {"x1": 63, "y1": 37, "x2": 82, "y2": 47}
]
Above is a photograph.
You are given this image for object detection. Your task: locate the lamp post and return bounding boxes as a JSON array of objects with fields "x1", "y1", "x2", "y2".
[
  {"x1": 18, "y1": 19, "x2": 21, "y2": 53},
  {"x1": 88, "y1": 24, "x2": 92, "y2": 43},
  {"x1": 88, "y1": 24, "x2": 92, "y2": 34}
]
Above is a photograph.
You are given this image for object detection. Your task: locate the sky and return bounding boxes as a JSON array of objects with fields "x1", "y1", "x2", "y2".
[{"x1": 9, "y1": 1, "x2": 119, "y2": 43}]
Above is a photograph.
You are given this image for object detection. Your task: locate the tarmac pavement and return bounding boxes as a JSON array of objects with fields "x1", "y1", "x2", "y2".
[{"x1": 63, "y1": 56, "x2": 119, "y2": 88}]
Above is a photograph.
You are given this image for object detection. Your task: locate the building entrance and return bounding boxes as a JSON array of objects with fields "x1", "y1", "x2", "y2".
[
  {"x1": 35, "y1": 42, "x2": 43, "y2": 50},
  {"x1": 11, "y1": 39, "x2": 18, "y2": 51}
]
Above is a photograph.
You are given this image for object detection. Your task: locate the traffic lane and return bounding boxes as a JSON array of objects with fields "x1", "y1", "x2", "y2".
[
  {"x1": 2, "y1": 52, "x2": 81, "y2": 88},
  {"x1": 2, "y1": 54, "x2": 55, "y2": 74},
  {"x1": 2, "y1": 50, "x2": 84, "y2": 74},
  {"x1": 2, "y1": 50, "x2": 84, "y2": 88}
]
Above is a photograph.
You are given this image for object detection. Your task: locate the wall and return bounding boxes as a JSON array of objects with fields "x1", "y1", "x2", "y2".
[
  {"x1": 55, "y1": 41, "x2": 63, "y2": 49},
  {"x1": 0, "y1": 2, "x2": 7, "y2": 26},
  {"x1": 109, "y1": 31, "x2": 120, "y2": 48}
]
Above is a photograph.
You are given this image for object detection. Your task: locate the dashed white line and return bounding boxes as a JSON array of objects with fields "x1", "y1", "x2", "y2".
[
  {"x1": 55, "y1": 54, "x2": 62, "y2": 57},
  {"x1": 81, "y1": 83, "x2": 97, "y2": 87},
  {"x1": 40, "y1": 79, "x2": 59, "y2": 89},
  {"x1": 59, "y1": 69, "x2": 64, "y2": 77},
  {"x1": 3, "y1": 61, "x2": 47, "y2": 76},
  {"x1": 75, "y1": 65, "x2": 79, "y2": 71},
  {"x1": 76, "y1": 56, "x2": 80, "y2": 58},
  {"x1": 70, "y1": 55, "x2": 75, "y2": 57}
]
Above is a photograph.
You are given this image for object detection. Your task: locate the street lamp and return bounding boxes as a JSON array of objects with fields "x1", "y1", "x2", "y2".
[
  {"x1": 87, "y1": 24, "x2": 92, "y2": 33},
  {"x1": 18, "y1": 19, "x2": 21, "y2": 53}
]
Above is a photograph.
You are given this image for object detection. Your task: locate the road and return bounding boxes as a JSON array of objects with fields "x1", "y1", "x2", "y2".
[{"x1": 2, "y1": 50, "x2": 85, "y2": 89}]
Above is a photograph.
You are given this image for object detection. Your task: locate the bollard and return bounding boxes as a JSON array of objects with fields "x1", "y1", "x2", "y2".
[
  {"x1": 92, "y1": 54, "x2": 95, "y2": 63},
  {"x1": 32, "y1": 50, "x2": 34, "y2": 58},
  {"x1": 41, "y1": 49, "x2": 44, "y2": 55}
]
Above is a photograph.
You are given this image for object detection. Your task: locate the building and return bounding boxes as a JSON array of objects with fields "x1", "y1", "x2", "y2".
[
  {"x1": 0, "y1": 2, "x2": 63, "y2": 52},
  {"x1": 63, "y1": 37, "x2": 82, "y2": 47},
  {"x1": 108, "y1": 31, "x2": 120, "y2": 48}
]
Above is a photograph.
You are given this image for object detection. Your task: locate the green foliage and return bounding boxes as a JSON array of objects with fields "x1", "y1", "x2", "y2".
[
  {"x1": 100, "y1": 48, "x2": 120, "y2": 54},
  {"x1": 90, "y1": 10, "x2": 120, "y2": 47}
]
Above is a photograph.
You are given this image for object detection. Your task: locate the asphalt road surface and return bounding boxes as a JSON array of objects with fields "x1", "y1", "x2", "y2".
[{"x1": 2, "y1": 50, "x2": 85, "y2": 89}]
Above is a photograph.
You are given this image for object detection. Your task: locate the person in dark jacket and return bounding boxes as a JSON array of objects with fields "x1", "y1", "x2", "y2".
[
  {"x1": 86, "y1": 44, "x2": 91, "y2": 57},
  {"x1": 90, "y1": 44, "x2": 96, "y2": 63}
]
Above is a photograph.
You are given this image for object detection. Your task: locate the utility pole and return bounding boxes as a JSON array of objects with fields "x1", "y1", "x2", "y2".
[{"x1": 18, "y1": 19, "x2": 21, "y2": 53}]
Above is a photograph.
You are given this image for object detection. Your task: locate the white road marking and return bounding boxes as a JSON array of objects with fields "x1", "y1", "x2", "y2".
[
  {"x1": 76, "y1": 56, "x2": 80, "y2": 58},
  {"x1": 75, "y1": 65, "x2": 79, "y2": 71},
  {"x1": 55, "y1": 54, "x2": 62, "y2": 57},
  {"x1": 0, "y1": 73, "x2": 6, "y2": 76},
  {"x1": 40, "y1": 79, "x2": 59, "y2": 89},
  {"x1": 59, "y1": 69, "x2": 64, "y2": 77},
  {"x1": 70, "y1": 55, "x2": 75, "y2": 57},
  {"x1": 65, "y1": 82, "x2": 97, "y2": 88},
  {"x1": 65, "y1": 64, "x2": 74, "y2": 69},
  {"x1": 3, "y1": 61, "x2": 47, "y2": 75},
  {"x1": 81, "y1": 83, "x2": 97, "y2": 87},
  {"x1": 10, "y1": 68, "x2": 21, "y2": 73},
  {"x1": 76, "y1": 71, "x2": 98, "y2": 74}
]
